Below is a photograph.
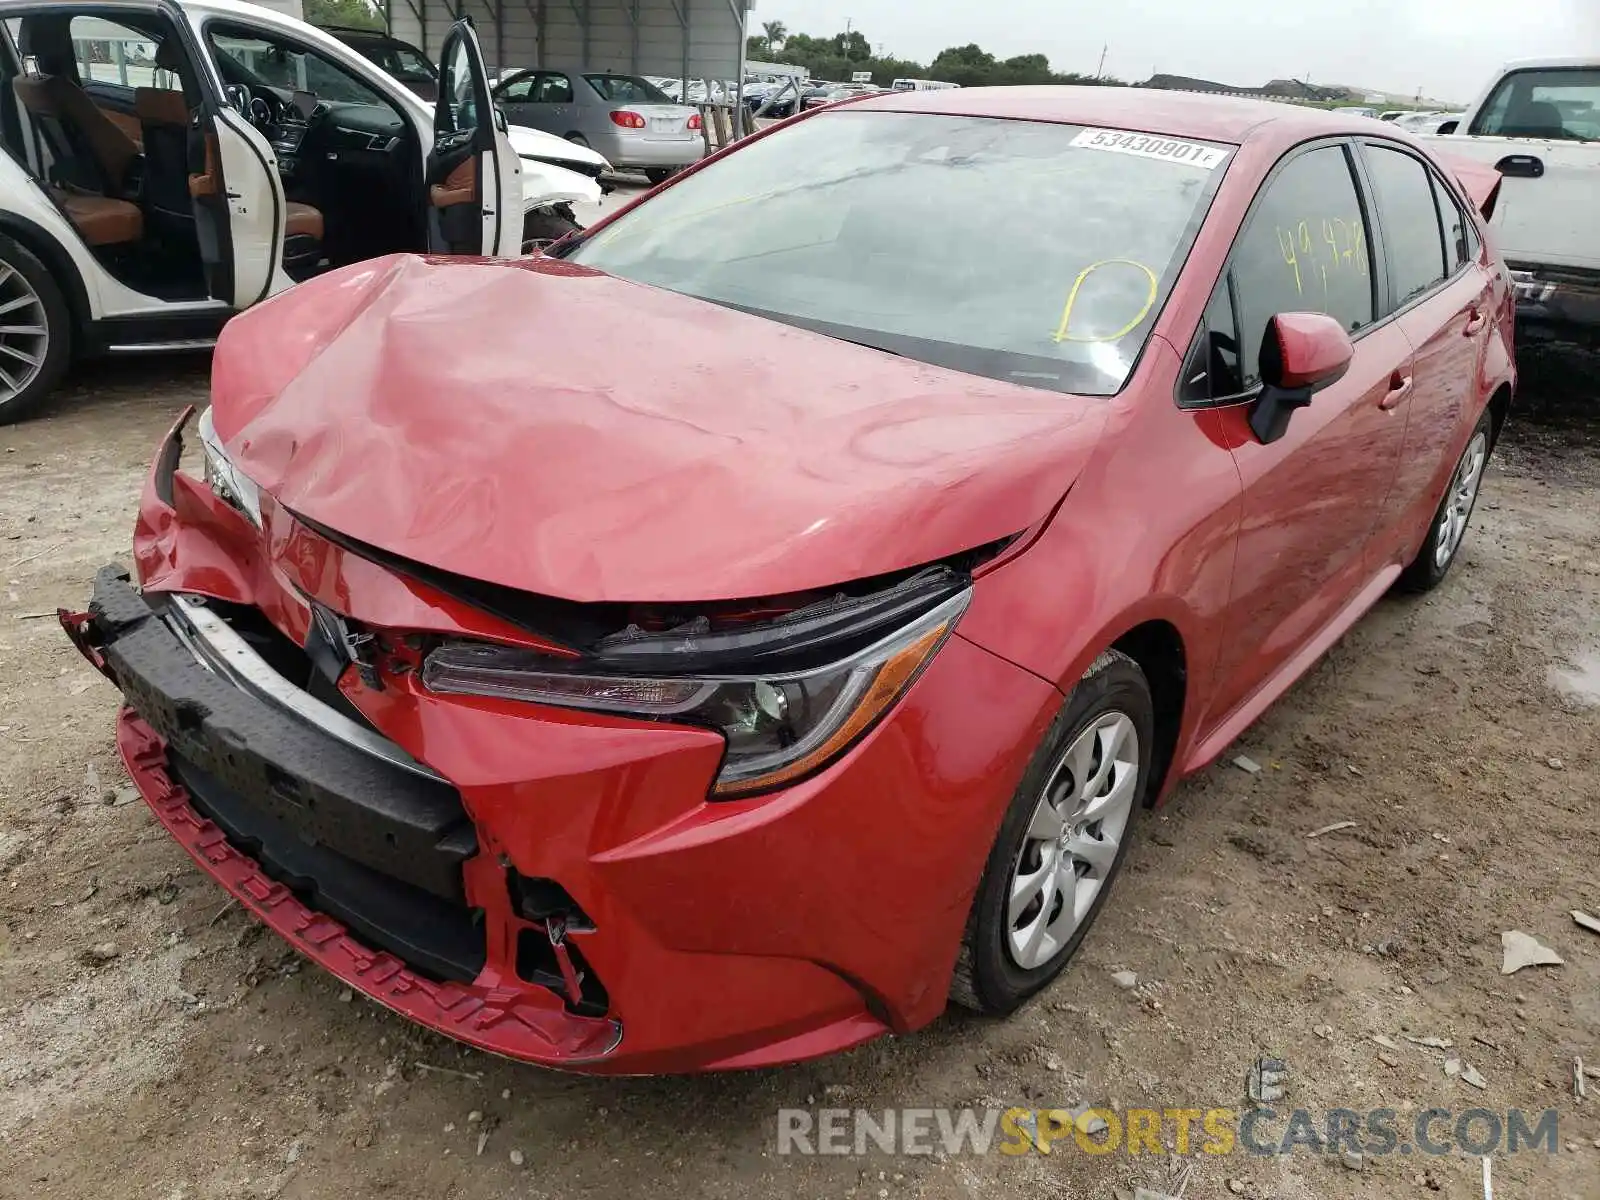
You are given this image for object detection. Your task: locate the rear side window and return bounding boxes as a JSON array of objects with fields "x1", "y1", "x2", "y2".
[
  {"x1": 1364, "y1": 145, "x2": 1447, "y2": 309},
  {"x1": 1471, "y1": 67, "x2": 1600, "y2": 140},
  {"x1": 1432, "y1": 173, "x2": 1474, "y2": 268},
  {"x1": 68, "y1": 16, "x2": 168, "y2": 88},
  {"x1": 1227, "y1": 145, "x2": 1374, "y2": 389}
]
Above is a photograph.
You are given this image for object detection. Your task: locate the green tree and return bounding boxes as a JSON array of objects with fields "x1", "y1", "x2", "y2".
[
  {"x1": 743, "y1": 22, "x2": 1131, "y2": 90},
  {"x1": 829, "y1": 30, "x2": 872, "y2": 62},
  {"x1": 304, "y1": 0, "x2": 382, "y2": 29}
]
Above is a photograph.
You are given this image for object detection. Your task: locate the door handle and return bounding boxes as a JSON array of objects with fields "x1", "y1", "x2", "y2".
[
  {"x1": 1463, "y1": 308, "x2": 1487, "y2": 335},
  {"x1": 1379, "y1": 374, "x2": 1413, "y2": 411},
  {"x1": 1494, "y1": 154, "x2": 1543, "y2": 178}
]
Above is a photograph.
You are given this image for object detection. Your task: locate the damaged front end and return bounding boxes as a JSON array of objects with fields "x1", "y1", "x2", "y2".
[{"x1": 63, "y1": 409, "x2": 1059, "y2": 1072}]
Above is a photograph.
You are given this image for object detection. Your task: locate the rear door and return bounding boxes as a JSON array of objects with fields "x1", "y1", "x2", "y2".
[
  {"x1": 429, "y1": 19, "x2": 519, "y2": 256},
  {"x1": 1190, "y1": 141, "x2": 1413, "y2": 724},
  {"x1": 1357, "y1": 140, "x2": 1497, "y2": 566}
]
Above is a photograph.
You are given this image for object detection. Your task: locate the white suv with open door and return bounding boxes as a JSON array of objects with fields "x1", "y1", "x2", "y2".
[{"x1": 0, "y1": 0, "x2": 598, "y2": 422}]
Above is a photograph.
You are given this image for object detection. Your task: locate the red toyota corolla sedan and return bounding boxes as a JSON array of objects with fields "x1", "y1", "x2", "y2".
[{"x1": 63, "y1": 87, "x2": 1513, "y2": 1074}]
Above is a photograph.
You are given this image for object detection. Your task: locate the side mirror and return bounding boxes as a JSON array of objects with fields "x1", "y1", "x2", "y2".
[
  {"x1": 1437, "y1": 119, "x2": 1459, "y2": 135},
  {"x1": 493, "y1": 105, "x2": 509, "y2": 133},
  {"x1": 225, "y1": 84, "x2": 248, "y2": 115},
  {"x1": 1249, "y1": 312, "x2": 1354, "y2": 444}
]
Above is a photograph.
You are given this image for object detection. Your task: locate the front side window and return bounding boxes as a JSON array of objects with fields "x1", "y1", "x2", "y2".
[
  {"x1": 209, "y1": 26, "x2": 385, "y2": 107},
  {"x1": 567, "y1": 112, "x2": 1233, "y2": 396},
  {"x1": 534, "y1": 72, "x2": 574, "y2": 104},
  {"x1": 1227, "y1": 145, "x2": 1374, "y2": 388},
  {"x1": 1472, "y1": 67, "x2": 1600, "y2": 140},
  {"x1": 496, "y1": 72, "x2": 536, "y2": 103},
  {"x1": 584, "y1": 73, "x2": 671, "y2": 104},
  {"x1": 436, "y1": 34, "x2": 478, "y2": 132},
  {"x1": 1364, "y1": 144, "x2": 1447, "y2": 309},
  {"x1": 1181, "y1": 277, "x2": 1244, "y2": 404}
]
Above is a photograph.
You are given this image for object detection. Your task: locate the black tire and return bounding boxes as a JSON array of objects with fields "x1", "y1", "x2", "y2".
[
  {"x1": 521, "y1": 209, "x2": 583, "y2": 253},
  {"x1": 564, "y1": 133, "x2": 591, "y2": 148},
  {"x1": 644, "y1": 167, "x2": 677, "y2": 185},
  {"x1": 1397, "y1": 407, "x2": 1494, "y2": 593},
  {"x1": 950, "y1": 649, "x2": 1154, "y2": 1014},
  {"x1": 0, "y1": 234, "x2": 73, "y2": 426}
]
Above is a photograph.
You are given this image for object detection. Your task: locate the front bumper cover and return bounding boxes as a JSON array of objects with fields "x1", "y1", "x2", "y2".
[
  {"x1": 66, "y1": 567, "x2": 622, "y2": 1064},
  {"x1": 64, "y1": 413, "x2": 1065, "y2": 1072}
]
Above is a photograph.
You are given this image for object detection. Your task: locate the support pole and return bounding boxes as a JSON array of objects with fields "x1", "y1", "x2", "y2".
[{"x1": 725, "y1": 0, "x2": 745, "y2": 138}]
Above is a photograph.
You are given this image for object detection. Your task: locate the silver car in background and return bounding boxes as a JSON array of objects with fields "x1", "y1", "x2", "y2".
[{"x1": 492, "y1": 69, "x2": 704, "y2": 182}]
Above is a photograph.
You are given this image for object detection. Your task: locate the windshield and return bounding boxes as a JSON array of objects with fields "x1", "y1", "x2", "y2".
[
  {"x1": 567, "y1": 112, "x2": 1231, "y2": 396},
  {"x1": 585, "y1": 73, "x2": 673, "y2": 104},
  {"x1": 210, "y1": 27, "x2": 387, "y2": 106}
]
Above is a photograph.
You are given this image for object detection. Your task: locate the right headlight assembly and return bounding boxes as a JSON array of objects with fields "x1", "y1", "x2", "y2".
[{"x1": 422, "y1": 582, "x2": 970, "y2": 799}]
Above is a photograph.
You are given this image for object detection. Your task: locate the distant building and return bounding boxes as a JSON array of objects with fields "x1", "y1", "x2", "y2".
[
  {"x1": 1143, "y1": 73, "x2": 1239, "y2": 93},
  {"x1": 1139, "y1": 73, "x2": 1348, "y2": 103},
  {"x1": 1260, "y1": 78, "x2": 1346, "y2": 101}
]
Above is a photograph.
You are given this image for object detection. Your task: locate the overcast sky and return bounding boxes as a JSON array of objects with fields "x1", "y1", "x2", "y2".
[{"x1": 754, "y1": 0, "x2": 1599, "y2": 104}]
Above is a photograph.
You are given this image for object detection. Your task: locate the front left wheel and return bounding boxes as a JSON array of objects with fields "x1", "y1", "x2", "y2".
[
  {"x1": 951, "y1": 649, "x2": 1154, "y2": 1015},
  {"x1": 521, "y1": 208, "x2": 583, "y2": 254}
]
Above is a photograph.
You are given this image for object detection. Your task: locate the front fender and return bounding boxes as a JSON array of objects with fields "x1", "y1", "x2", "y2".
[{"x1": 518, "y1": 160, "x2": 602, "y2": 212}]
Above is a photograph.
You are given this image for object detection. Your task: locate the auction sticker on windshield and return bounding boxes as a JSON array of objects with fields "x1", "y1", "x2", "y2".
[{"x1": 1070, "y1": 128, "x2": 1230, "y2": 170}]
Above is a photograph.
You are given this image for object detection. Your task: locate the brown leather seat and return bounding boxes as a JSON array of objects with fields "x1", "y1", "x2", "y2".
[
  {"x1": 53, "y1": 188, "x2": 142, "y2": 246},
  {"x1": 97, "y1": 106, "x2": 143, "y2": 149},
  {"x1": 429, "y1": 157, "x2": 477, "y2": 208},
  {"x1": 13, "y1": 75, "x2": 141, "y2": 194},
  {"x1": 132, "y1": 86, "x2": 188, "y2": 127},
  {"x1": 285, "y1": 202, "x2": 324, "y2": 241}
]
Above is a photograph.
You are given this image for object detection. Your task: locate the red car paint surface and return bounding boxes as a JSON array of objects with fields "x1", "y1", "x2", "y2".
[{"x1": 74, "y1": 88, "x2": 1514, "y2": 1074}]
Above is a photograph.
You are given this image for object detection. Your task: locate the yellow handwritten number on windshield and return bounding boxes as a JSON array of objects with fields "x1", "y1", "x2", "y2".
[{"x1": 1051, "y1": 259, "x2": 1160, "y2": 344}]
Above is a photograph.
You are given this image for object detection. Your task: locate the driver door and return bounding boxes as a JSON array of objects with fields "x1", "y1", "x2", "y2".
[
  {"x1": 428, "y1": 19, "x2": 520, "y2": 257},
  {"x1": 147, "y1": 0, "x2": 288, "y2": 307}
]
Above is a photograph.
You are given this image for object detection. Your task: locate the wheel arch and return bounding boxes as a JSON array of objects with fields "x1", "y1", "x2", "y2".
[
  {"x1": 1486, "y1": 382, "x2": 1513, "y2": 449},
  {"x1": 1108, "y1": 619, "x2": 1188, "y2": 806},
  {"x1": 0, "y1": 212, "x2": 90, "y2": 339}
]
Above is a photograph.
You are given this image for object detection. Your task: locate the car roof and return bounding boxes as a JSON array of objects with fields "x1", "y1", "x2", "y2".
[{"x1": 846, "y1": 85, "x2": 1394, "y2": 148}]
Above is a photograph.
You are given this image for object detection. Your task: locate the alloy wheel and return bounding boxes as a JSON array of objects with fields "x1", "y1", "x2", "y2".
[
  {"x1": 1006, "y1": 712, "x2": 1140, "y2": 970},
  {"x1": 0, "y1": 261, "x2": 48, "y2": 408},
  {"x1": 1435, "y1": 431, "x2": 1488, "y2": 569}
]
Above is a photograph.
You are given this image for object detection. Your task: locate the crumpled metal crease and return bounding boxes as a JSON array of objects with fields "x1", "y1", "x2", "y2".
[{"x1": 210, "y1": 252, "x2": 1108, "y2": 603}]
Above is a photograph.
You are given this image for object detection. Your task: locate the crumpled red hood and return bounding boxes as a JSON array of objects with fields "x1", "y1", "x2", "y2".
[{"x1": 210, "y1": 254, "x2": 1106, "y2": 604}]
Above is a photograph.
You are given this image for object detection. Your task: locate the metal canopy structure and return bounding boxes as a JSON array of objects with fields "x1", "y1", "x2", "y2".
[{"x1": 385, "y1": 0, "x2": 751, "y2": 99}]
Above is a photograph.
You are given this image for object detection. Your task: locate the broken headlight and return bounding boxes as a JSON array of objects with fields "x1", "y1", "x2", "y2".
[
  {"x1": 421, "y1": 589, "x2": 969, "y2": 798},
  {"x1": 196, "y1": 406, "x2": 262, "y2": 528}
]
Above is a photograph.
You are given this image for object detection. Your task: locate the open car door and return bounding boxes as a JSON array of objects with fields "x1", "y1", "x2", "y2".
[
  {"x1": 148, "y1": 0, "x2": 287, "y2": 306},
  {"x1": 429, "y1": 19, "x2": 520, "y2": 256}
]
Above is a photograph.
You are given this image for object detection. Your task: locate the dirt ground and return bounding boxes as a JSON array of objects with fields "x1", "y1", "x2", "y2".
[{"x1": 1, "y1": 356, "x2": 1597, "y2": 1200}]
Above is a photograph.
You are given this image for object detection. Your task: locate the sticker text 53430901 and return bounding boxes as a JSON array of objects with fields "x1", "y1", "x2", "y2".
[{"x1": 1070, "y1": 128, "x2": 1230, "y2": 170}]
